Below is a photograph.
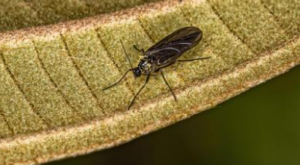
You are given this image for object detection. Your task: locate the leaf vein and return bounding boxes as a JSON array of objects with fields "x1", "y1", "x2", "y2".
[
  {"x1": 0, "y1": 52, "x2": 50, "y2": 128},
  {"x1": 59, "y1": 34, "x2": 106, "y2": 115},
  {"x1": 32, "y1": 40, "x2": 87, "y2": 122},
  {"x1": 206, "y1": 0, "x2": 258, "y2": 54},
  {"x1": 94, "y1": 29, "x2": 136, "y2": 102}
]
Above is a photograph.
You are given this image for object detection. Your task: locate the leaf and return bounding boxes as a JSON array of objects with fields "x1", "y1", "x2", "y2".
[
  {"x1": 0, "y1": 0, "x2": 166, "y2": 33},
  {"x1": 0, "y1": 0, "x2": 300, "y2": 164}
]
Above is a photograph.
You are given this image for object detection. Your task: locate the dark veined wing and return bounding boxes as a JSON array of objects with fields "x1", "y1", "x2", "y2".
[{"x1": 146, "y1": 26, "x2": 202, "y2": 68}]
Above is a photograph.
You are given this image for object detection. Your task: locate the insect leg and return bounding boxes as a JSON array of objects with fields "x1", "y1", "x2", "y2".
[
  {"x1": 133, "y1": 45, "x2": 145, "y2": 54},
  {"x1": 128, "y1": 73, "x2": 151, "y2": 110},
  {"x1": 178, "y1": 57, "x2": 210, "y2": 62},
  {"x1": 103, "y1": 69, "x2": 133, "y2": 91},
  {"x1": 160, "y1": 70, "x2": 177, "y2": 102}
]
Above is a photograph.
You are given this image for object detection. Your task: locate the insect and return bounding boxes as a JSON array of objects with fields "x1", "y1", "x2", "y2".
[{"x1": 103, "y1": 26, "x2": 210, "y2": 110}]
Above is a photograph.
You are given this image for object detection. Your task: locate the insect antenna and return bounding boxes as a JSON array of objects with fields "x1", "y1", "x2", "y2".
[
  {"x1": 103, "y1": 68, "x2": 134, "y2": 91},
  {"x1": 120, "y1": 40, "x2": 133, "y2": 68},
  {"x1": 103, "y1": 40, "x2": 134, "y2": 91}
]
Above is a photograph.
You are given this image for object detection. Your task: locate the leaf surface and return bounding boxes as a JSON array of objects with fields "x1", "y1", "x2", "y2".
[{"x1": 0, "y1": 0, "x2": 300, "y2": 164}]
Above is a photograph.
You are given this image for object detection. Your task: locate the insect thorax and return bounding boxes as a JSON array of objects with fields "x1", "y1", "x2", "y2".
[{"x1": 138, "y1": 58, "x2": 153, "y2": 74}]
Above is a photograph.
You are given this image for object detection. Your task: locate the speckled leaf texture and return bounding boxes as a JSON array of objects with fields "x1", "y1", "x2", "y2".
[{"x1": 0, "y1": 0, "x2": 299, "y2": 164}]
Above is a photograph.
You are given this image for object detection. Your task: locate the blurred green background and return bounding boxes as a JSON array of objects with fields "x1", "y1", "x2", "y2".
[{"x1": 47, "y1": 65, "x2": 300, "y2": 165}]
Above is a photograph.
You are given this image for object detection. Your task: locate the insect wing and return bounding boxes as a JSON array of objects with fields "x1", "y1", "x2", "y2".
[{"x1": 146, "y1": 26, "x2": 202, "y2": 66}]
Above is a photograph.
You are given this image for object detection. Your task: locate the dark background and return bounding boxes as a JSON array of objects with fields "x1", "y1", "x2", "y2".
[{"x1": 47, "y1": 65, "x2": 300, "y2": 165}]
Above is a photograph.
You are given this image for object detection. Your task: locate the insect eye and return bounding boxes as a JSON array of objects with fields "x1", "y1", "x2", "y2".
[{"x1": 133, "y1": 68, "x2": 141, "y2": 77}]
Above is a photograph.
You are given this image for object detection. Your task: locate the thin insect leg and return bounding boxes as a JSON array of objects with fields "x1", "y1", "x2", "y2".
[
  {"x1": 128, "y1": 73, "x2": 151, "y2": 110},
  {"x1": 160, "y1": 70, "x2": 177, "y2": 102},
  {"x1": 120, "y1": 40, "x2": 133, "y2": 68},
  {"x1": 103, "y1": 69, "x2": 133, "y2": 91},
  {"x1": 133, "y1": 45, "x2": 145, "y2": 54},
  {"x1": 142, "y1": 73, "x2": 159, "y2": 77},
  {"x1": 178, "y1": 57, "x2": 210, "y2": 62}
]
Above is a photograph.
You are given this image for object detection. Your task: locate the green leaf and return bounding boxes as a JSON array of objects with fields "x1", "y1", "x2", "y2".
[{"x1": 0, "y1": 0, "x2": 299, "y2": 164}]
